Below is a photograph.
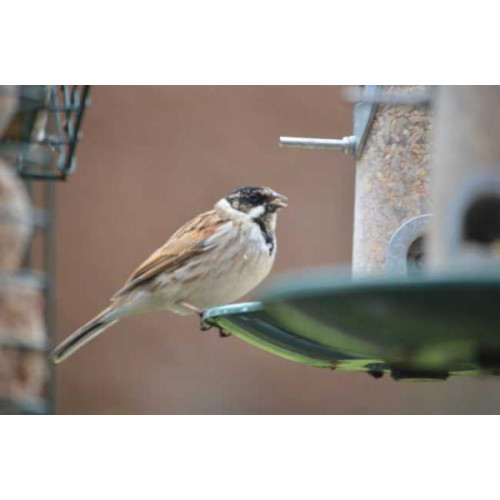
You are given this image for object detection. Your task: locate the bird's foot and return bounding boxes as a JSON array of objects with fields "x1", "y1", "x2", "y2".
[
  {"x1": 198, "y1": 312, "x2": 231, "y2": 338},
  {"x1": 179, "y1": 302, "x2": 231, "y2": 338},
  {"x1": 199, "y1": 313, "x2": 212, "y2": 331}
]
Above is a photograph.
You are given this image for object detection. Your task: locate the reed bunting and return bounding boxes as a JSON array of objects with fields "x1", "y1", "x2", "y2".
[{"x1": 50, "y1": 186, "x2": 288, "y2": 363}]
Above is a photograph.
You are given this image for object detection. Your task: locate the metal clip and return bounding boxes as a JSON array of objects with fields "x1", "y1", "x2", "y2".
[{"x1": 278, "y1": 85, "x2": 382, "y2": 158}]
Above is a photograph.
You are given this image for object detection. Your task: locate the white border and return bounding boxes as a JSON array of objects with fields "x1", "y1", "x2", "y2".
[{"x1": 2, "y1": 416, "x2": 497, "y2": 500}]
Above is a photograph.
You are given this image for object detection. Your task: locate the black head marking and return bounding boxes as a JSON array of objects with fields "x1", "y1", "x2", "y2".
[
  {"x1": 226, "y1": 186, "x2": 271, "y2": 209},
  {"x1": 225, "y1": 186, "x2": 287, "y2": 217}
]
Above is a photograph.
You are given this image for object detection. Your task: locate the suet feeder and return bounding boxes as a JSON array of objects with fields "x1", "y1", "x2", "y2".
[
  {"x1": 0, "y1": 85, "x2": 91, "y2": 414},
  {"x1": 203, "y1": 86, "x2": 500, "y2": 380}
]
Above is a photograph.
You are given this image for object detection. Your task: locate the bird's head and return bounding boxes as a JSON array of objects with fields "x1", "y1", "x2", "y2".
[{"x1": 224, "y1": 186, "x2": 288, "y2": 219}]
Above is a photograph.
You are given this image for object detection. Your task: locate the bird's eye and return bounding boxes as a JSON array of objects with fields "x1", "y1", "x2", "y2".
[{"x1": 248, "y1": 193, "x2": 260, "y2": 204}]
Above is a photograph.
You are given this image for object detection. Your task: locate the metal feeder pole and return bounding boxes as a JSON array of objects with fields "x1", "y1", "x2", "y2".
[{"x1": 429, "y1": 86, "x2": 500, "y2": 270}]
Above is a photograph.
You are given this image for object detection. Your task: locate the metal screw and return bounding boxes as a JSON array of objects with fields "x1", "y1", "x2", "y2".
[{"x1": 279, "y1": 135, "x2": 356, "y2": 156}]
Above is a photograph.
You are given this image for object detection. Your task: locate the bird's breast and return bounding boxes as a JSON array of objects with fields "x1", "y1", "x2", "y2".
[{"x1": 182, "y1": 220, "x2": 276, "y2": 309}]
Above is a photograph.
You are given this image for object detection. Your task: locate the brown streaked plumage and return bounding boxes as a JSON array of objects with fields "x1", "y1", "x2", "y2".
[
  {"x1": 113, "y1": 212, "x2": 227, "y2": 299},
  {"x1": 50, "y1": 186, "x2": 287, "y2": 363}
]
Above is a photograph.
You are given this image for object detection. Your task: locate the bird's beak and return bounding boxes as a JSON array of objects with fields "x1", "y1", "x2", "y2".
[{"x1": 269, "y1": 192, "x2": 288, "y2": 208}]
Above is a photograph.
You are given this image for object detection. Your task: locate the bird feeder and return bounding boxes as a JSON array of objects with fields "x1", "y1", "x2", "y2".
[
  {"x1": 0, "y1": 86, "x2": 91, "y2": 414},
  {"x1": 0, "y1": 85, "x2": 90, "y2": 180},
  {"x1": 203, "y1": 85, "x2": 500, "y2": 380}
]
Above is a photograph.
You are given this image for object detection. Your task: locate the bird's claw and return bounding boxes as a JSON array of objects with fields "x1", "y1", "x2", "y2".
[
  {"x1": 199, "y1": 313, "x2": 231, "y2": 338},
  {"x1": 218, "y1": 328, "x2": 231, "y2": 338},
  {"x1": 200, "y1": 320, "x2": 212, "y2": 332}
]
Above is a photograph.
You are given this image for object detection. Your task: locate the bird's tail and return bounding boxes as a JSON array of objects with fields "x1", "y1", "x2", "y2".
[{"x1": 49, "y1": 306, "x2": 121, "y2": 364}]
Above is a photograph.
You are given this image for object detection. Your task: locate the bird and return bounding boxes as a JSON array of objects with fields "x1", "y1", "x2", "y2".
[{"x1": 50, "y1": 185, "x2": 288, "y2": 363}]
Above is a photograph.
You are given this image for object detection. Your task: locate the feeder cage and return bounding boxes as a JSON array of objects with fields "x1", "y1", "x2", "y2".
[
  {"x1": 0, "y1": 85, "x2": 91, "y2": 414},
  {"x1": 0, "y1": 85, "x2": 90, "y2": 180},
  {"x1": 203, "y1": 85, "x2": 500, "y2": 381}
]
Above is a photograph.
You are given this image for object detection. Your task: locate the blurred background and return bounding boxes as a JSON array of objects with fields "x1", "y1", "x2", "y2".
[{"x1": 54, "y1": 86, "x2": 500, "y2": 414}]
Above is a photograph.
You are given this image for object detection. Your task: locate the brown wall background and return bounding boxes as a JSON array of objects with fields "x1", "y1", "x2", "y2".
[{"x1": 55, "y1": 86, "x2": 500, "y2": 414}]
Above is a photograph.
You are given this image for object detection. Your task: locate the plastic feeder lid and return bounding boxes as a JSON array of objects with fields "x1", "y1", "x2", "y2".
[{"x1": 258, "y1": 268, "x2": 500, "y2": 375}]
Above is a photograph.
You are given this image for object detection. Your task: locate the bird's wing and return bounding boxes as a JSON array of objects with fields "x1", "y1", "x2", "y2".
[{"x1": 112, "y1": 210, "x2": 228, "y2": 299}]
